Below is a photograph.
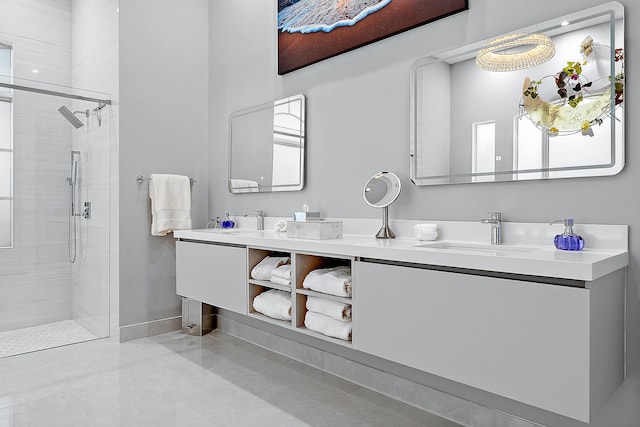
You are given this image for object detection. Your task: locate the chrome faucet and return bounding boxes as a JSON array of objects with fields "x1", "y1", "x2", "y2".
[
  {"x1": 244, "y1": 210, "x2": 264, "y2": 230},
  {"x1": 480, "y1": 212, "x2": 502, "y2": 245}
]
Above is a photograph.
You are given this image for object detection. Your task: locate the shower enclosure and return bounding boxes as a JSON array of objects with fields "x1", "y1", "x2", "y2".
[{"x1": 0, "y1": 16, "x2": 112, "y2": 356}]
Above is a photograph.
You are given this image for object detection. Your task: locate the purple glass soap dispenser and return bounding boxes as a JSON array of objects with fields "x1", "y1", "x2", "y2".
[
  {"x1": 550, "y1": 218, "x2": 584, "y2": 251},
  {"x1": 221, "y1": 212, "x2": 235, "y2": 229}
]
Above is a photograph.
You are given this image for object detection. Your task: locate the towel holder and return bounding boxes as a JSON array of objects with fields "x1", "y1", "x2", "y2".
[{"x1": 136, "y1": 174, "x2": 196, "y2": 186}]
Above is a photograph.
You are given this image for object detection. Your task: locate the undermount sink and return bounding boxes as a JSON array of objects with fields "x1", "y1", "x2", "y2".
[{"x1": 415, "y1": 242, "x2": 539, "y2": 254}]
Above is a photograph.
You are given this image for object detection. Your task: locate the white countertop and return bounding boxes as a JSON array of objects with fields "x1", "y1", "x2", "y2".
[{"x1": 174, "y1": 226, "x2": 629, "y2": 282}]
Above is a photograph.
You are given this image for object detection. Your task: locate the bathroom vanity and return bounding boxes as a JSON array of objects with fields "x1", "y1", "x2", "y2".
[{"x1": 174, "y1": 221, "x2": 627, "y2": 423}]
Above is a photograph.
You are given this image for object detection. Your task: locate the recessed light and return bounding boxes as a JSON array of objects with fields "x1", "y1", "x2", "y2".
[
  {"x1": 561, "y1": 21, "x2": 570, "y2": 26},
  {"x1": 32, "y1": 69, "x2": 39, "y2": 74}
]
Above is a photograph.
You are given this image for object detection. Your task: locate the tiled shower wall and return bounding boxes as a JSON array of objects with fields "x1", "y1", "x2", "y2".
[
  {"x1": 0, "y1": 0, "x2": 115, "y2": 337},
  {"x1": 0, "y1": 0, "x2": 74, "y2": 332}
]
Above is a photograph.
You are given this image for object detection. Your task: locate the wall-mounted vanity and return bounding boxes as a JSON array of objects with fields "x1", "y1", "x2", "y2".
[
  {"x1": 175, "y1": 218, "x2": 628, "y2": 423},
  {"x1": 410, "y1": 2, "x2": 624, "y2": 185}
]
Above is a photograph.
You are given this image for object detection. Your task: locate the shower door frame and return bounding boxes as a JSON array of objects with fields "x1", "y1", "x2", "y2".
[{"x1": 0, "y1": 81, "x2": 111, "y2": 106}]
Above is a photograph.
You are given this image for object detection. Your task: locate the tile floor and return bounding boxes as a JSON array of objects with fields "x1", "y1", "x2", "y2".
[
  {"x1": 0, "y1": 320, "x2": 98, "y2": 358},
  {"x1": 0, "y1": 330, "x2": 462, "y2": 426}
]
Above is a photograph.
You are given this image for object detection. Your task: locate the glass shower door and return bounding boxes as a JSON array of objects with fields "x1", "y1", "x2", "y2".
[{"x1": 0, "y1": 78, "x2": 111, "y2": 358}]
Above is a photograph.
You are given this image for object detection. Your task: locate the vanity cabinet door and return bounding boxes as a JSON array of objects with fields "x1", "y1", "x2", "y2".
[
  {"x1": 176, "y1": 241, "x2": 247, "y2": 314},
  {"x1": 354, "y1": 260, "x2": 591, "y2": 422}
]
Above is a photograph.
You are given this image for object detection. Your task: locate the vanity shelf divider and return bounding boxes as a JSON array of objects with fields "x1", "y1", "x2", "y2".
[
  {"x1": 247, "y1": 312, "x2": 293, "y2": 328},
  {"x1": 296, "y1": 288, "x2": 351, "y2": 304},
  {"x1": 248, "y1": 279, "x2": 291, "y2": 293}
]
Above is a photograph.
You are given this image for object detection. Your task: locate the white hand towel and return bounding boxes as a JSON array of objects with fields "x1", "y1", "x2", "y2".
[
  {"x1": 306, "y1": 296, "x2": 351, "y2": 322},
  {"x1": 304, "y1": 311, "x2": 352, "y2": 341},
  {"x1": 251, "y1": 256, "x2": 291, "y2": 280},
  {"x1": 149, "y1": 174, "x2": 192, "y2": 236},
  {"x1": 252, "y1": 289, "x2": 291, "y2": 321},
  {"x1": 302, "y1": 266, "x2": 352, "y2": 297}
]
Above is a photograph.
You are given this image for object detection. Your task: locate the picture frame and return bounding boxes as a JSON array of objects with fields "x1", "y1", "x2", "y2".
[{"x1": 278, "y1": 0, "x2": 468, "y2": 75}]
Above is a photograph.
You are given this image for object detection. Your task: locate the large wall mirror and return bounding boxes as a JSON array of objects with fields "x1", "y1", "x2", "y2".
[
  {"x1": 410, "y1": 2, "x2": 624, "y2": 185},
  {"x1": 229, "y1": 94, "x2": 305, "y2": 193}
]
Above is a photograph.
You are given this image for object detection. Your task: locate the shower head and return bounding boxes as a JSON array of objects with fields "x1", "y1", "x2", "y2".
[{"x1": 58, "y1": 105, "x2": 85, "y2": 128}]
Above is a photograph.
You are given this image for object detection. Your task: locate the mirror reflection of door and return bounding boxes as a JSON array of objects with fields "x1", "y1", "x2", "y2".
[
  {"x1": 271, "y1": 97, "x2": 304, "y2": 191},
  {"x1": 472, "y1": 121, "x2": 495, "y2": 183}
]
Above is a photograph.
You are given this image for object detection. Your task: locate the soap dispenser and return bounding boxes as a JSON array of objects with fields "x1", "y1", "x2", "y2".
[
  {"x1": 221, "y1": 212, "x2": 235, "y2": 229},
  {"x1": 550, "y1": 219, "x2": 584, "y2": 251}
]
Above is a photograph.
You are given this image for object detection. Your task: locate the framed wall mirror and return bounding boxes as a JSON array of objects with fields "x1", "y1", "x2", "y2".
[
  {"x1": 410, "y1": 2, "x2": 624, "y2": 186},
  {"x1": 229, "y1": 94, "x2": 305, "y2": 193}
]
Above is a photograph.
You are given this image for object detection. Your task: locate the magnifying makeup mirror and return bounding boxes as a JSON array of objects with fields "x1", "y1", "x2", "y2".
[{"x1": 363, "y1": 172, "x2": 402, "y2": 239}]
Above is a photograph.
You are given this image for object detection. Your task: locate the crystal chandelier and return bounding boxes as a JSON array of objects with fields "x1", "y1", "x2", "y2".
[{"x1": 476, "y1": 33, "x2": 555, "y2": 72}]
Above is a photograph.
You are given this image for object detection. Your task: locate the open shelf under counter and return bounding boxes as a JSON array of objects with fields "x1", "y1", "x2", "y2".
[
  {"x1": 294, "y1": 252, "x2": 354, "y2": 293},
  {"x1": 248, "y1": 282, "x2": 293, "y2": 324},
  {"x1": 296, "y1": 288, "x2": 352, "y2": 304},
  {"x1": 247, "y1": 247, "x2": 292, "y2": 281},
  {"x1": 248, "y1": 279, "x2": 292, "y2": 292},
  {"x1": 247, "y1": 311, "x2": 293, "y2": 328}
]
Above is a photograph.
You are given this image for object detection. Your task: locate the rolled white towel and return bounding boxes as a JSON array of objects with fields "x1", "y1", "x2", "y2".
[
  {"x1": 271, "y1": 264, "x2": 292, "y2": 280},
  {"x1": 270, "y1": 264, "x2": 292, "y2": 286},
  {"x1": 306, "y1": 296, "x2": 351, "y2": 322},
  {"x1": 270, "y1": 275, "x2": 291, "y2": 287},
  {"x1": 274, "y1": 219, "x2": 287, "y2": 232},
  {"x1": 252, "y1": 289, "x2": 291, "y2": 321},
  {"x1": 304, "y1": 311, "x2": 352, "y2": 341},
  {"x1": 251, "y1": 256, "x2": 290, "y2": 281},
  {"x1": 302, "y1": 266, "x2": 352, "y2": 297}
]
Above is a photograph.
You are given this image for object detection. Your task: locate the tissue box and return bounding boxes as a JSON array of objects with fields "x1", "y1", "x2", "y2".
[
  {"x1": 293, "y1": 211, "x2": 321, "y2": 221},
  {"x1": 286, "y1": 221, "x2": 343, "y2": 240}
]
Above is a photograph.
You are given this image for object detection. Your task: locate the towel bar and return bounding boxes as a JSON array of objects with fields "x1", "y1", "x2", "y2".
[{"x1": 136, "y1": 174, "x2": 195, "y2": 186}]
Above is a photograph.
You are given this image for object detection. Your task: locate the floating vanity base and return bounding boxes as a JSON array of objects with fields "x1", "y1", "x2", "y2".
[{"x1": 175, "y1": 224, "x2": 627, "y2": 424}]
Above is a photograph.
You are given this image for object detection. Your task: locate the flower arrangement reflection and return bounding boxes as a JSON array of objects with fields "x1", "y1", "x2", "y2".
[{"x1": 521, "y1": 36, "x2": 624, "y2": 137}]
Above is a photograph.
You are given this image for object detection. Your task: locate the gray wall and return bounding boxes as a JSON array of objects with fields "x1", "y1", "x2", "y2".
[
  {"x1": 119, "y1": 0, "x2": 209, "y2": 326},
  {"x1": 209, "y1": 0, "x2": 639, "y2": 425}
]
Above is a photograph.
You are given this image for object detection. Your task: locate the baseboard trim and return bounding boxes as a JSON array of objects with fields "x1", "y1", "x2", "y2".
[
  {"x1": 216, "y1": 311, "x2": 546, "y2": 427},
  {"x1": 119, "y1": 316, "x2": 182, "y2": 343}
]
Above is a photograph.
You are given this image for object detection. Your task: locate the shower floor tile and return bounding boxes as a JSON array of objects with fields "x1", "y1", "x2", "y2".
[{"x1": 0, "y1": 320, "x2": 98, "y2": 358}]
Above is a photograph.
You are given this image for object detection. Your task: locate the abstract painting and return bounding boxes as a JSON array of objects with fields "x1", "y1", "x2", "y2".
[{"x1": 278, "y1": 0, "x2": 468, "y2": 74}]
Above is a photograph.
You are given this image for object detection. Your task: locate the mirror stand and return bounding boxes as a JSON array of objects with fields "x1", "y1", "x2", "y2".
[
  {"x1": 376, "y1": 206, "x2": 395, "y2": 239},
  {"x1": 363, "y1": 171, "x2": 402, "y2": 239}
]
